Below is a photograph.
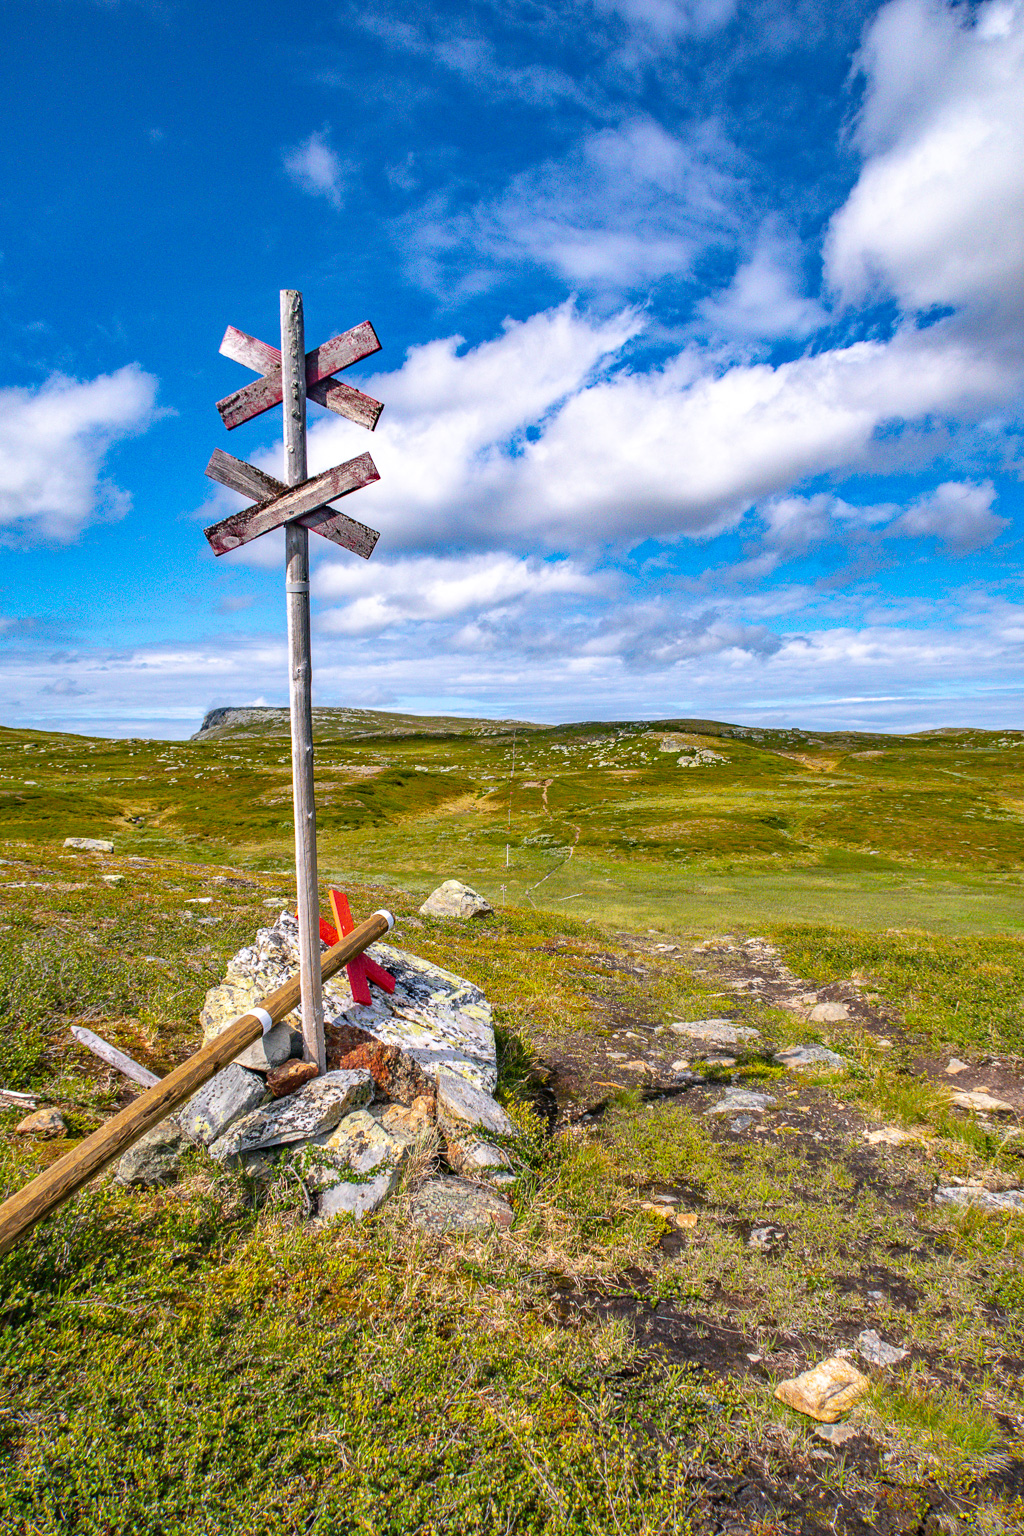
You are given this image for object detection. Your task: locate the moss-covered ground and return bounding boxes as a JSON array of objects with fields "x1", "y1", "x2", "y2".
[{"x1": 1, "y1": 711, "x2": 1022, "y2": 1532}]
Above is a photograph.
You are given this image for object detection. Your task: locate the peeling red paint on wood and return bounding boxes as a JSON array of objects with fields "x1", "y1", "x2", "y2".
[
  {"x1": 204, "y1": 448, "x2": 381, "y2": 558},
  {"x1": 203, "y1": 451, "x2": 380, "y2": 556},
  {"x1": 216, "y1": 321, "x2": 383, "y2": 430}
]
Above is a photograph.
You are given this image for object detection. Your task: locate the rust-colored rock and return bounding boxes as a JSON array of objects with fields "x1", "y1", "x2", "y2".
[
  {"x1": 324, "y1": 1022, "x2": 377, "y2": 1070},
  {"x1": 266, "y1": 1060, "x2": 319, "y2": 1099},
  {"x1": 336, "y1": 1041, "x2": 435, "y2": 1108}
]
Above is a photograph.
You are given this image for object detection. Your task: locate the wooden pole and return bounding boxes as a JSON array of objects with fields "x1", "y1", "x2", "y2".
[
  {"x1": 0, "y1": 911, "x2": 393, "y2": 1259},
  {"x1": 281, "y1": 289, "x2": 325, "y2": 1073}
]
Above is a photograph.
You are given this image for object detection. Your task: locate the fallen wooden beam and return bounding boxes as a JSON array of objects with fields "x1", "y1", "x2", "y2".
[
  {"x1": 71, "y1": 1026, "x2": 161, "y2": 1090},
  {"x1": 0, "y1": 910, "x2": 394, "y2": 1258}
]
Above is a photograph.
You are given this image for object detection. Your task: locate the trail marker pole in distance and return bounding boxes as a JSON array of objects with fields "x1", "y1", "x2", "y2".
[{"x1": 203, "y1": 291, "x2": 384, "y2": 1072}]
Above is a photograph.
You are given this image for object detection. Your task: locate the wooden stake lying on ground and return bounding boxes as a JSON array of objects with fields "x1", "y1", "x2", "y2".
[
  {"x1": 0, "y1": 909, "x2": 394, "y2": 1259},
  {"x1": 71, "y1": 1026, "x2": 161, "y2": 1089}
]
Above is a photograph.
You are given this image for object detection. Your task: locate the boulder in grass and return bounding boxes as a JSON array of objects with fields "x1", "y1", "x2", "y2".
[
  {"x1": 208, "y1": 1069, "x2": 373, "y2": 1161},
  {"x1": 301, "y1": 1108, "x2": 411, "y2": 1223},
  {"x1": 407, "y1": 1176, "x2": 513, "y2": 1236},
  {"x1": 774, "y1": 1357, "x2": 870, "y2": 1422},
  {"x1": 419, "y1": 881, "x2": 493, "y2": 919},
  {"x1": 15, "y1": 1106, "x2": 66, "y2": 1138},
  {"x1": 63, "y1": 838, "x2": 113, "y2": 853}
]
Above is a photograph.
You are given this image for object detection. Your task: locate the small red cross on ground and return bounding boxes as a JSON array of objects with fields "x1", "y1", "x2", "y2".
[{"x1": 321, "y1": 890, "x2": 396, "y2": 1006}]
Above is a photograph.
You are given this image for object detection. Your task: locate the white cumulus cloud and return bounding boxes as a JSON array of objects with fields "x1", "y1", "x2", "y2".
[
  {"x1": 0, "y1": 365, "x2": 159, "y2": 545},
  {"x1": 826, "y1": 0, "x2": 1024, "y2": 319}
]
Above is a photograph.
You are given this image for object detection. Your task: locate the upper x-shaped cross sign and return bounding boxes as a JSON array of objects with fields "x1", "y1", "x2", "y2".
[{"x1": 203, "y1": 320, "x2": 385, "y2": 558}]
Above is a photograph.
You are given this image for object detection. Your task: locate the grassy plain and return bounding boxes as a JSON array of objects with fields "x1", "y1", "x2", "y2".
[{"x1": 0, "y1": 709, "x2": 1023, "y2": 1533}]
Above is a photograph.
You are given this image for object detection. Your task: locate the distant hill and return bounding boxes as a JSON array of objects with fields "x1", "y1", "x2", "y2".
[{"x1": 190, "y1": 705, "x2": 541, "y2": 742}]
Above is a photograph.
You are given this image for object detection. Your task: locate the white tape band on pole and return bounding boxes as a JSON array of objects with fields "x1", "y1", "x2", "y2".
[
  {"x1": 372, "y1": 908, "x2": 396, "y2": 931},
  {"x1": 249, "y1": 1007, "x2": 274, "y2": 1035}
]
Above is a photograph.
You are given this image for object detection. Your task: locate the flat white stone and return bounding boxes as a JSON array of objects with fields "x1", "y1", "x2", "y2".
[
  {"x1": 857, "y1": 1329, "x2": 908, "y2": 1366},
  {"x1": 318, "y1": 1168, "x2": 399, "y2": 1220},
  {"x1": 775, "y1": 1044, "x2": 846, "y2": 1072},
  {"x1": 935, "y1": 1184, "x2": 1024, "y2": 1211},
  {"x1": 64, "y1": 837, "x2": 113, "y2": 852}
]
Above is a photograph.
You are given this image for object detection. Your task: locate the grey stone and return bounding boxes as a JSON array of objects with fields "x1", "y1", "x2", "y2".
[
  {"x1": 668, "y1": 1018, "x2": 758, "y2": 1046},
  {"x1": 950, "y1": 1089, "x2": 1016, "y2": 1114},
  {"x1": 775, "y1": 1044, "x2": 846, "y2": 1072},
  {"x1": 180, "y1": 1062, "x2": 266, "y2": 1146},
  {"x1": 321, "y1": 1108, "x2": 410, "y2": 1177},
  {"x1": 445, "y1": 1133, "x2": 515, "y2": 1181},
  {"x1": 407, "y1": 1176, "x2": 513, "y2": 1235},
  {"x1": 64, "y1": 837, "x2": 113, "y2": 852},
  {"x1": 233, "y1": 1022, "x2": 299, "y2": 1073},
  {"x1": 114, "y1": 1120, "x2": 185, "y2": 1185},
  {"x1": 857, "y1": 1329, "x2": 909, "y2": 1366},
  {"x1": 419, "y1": 880, "x2": 493, "y2": 919},
  {"x1": 436, "y1": 1069, "x2": 514, "y2": 1140},
  {"x1": 318, "y1": 1168, "x2": 399, "y2": 1220},
  {"x1": 705, "y1": 1088, "x2": 776, "y2": 1116},
  {"x1": 208, "y1": 1069, "x2": 373, "y2": 1161},
  {"x1": 935, "y1": 1183, "x2": 1024, "y2": 1212},
  {"x1": 730, "y1": 1113, "x2": 754, "y2": 1131},
  {"x1": 814, "y1": 1421, "x2": 862, "y2": 1446}
]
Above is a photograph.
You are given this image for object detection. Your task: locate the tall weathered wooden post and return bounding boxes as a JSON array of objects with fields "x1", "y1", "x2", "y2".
[{"x1": 202, "y1": 291, "x2": 385, "y2": 1070}]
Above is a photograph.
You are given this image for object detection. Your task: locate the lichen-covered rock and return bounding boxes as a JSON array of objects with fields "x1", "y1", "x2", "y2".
[
  {"x1": 319, "y1": 1170, "x2": 399, "y2": 1220},
  {"x1": 669, "y1": 1020, "x2": 759, "y2": 1047},
  {"x1": 180, "y1": 1063, "x2": 266, "y2": 1146},
  {"x1": 704, "y1": 1088, "x2": 776, "y2": 1116},
  {"x1": 200, "y1": 913, "x2": 497, "y2": 1092},
  {"x1": 436, "y1": 1069, "x2": 513, "y2": 1139},
  {"x1": 322, "y1": 1109, "x2": 410, "y2": 1177},
  {"x1": 419, "y1": 881, "x2": 493, "y2": 919},
  {"x1": 208, "y1": 1069, "x2": 372, "y2": 1161},
  {"x1": 445, "y1": 1134, "x2": 514, "y2": 1182},
  {"x1": 408, "y1": 1176, "x2": 513, "y2": 1235},
  {"x1": 376, "y1": 1099, "x2": 435, "y2": 1146},
  {"x1": 115, "y1": 1120, "x2": 185, "y2": 1186},
  {"x1": 299, "y1": 1108, "x2": 411, "y2": 1222}
]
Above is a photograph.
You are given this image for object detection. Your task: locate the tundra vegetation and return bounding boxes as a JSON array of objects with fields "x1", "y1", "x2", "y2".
[{"x1": 0, "y1": 709, "x2": 1022, "y2": 1533}]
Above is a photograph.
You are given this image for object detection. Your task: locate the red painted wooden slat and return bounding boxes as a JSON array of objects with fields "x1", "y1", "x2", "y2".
[
  {"x1": 216, "y1": 320, "x2": 382, "y2": 430},
  {"x1": 204, "y1": 450, "x2": 380, "y2": 558},
  {"x1": 203, "y1": 453, "x2": 379, "y2": 555}
]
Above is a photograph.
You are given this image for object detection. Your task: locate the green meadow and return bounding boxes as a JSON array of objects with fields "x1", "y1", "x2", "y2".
[
  {"x1": 1, "y1": 708, "x2": 1023, "y2": 1534},
  {"x1": 2, "y1": 707, "x2": 1023, "y2": 934}
]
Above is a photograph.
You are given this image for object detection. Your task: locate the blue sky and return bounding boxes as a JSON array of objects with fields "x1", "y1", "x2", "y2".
[{"x1": 1, "y1": 0, "x2": 1022, "y2": 736}]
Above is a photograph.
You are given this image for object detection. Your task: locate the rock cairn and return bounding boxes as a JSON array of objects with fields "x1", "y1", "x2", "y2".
[{"x1": 116, "y1": 913, "x2": 516, "y2": 1233}]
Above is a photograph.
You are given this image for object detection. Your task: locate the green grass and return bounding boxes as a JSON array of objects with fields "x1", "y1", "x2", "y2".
[{"x1": 2, "y1": 712, "x2": 1024, "y2": 1530}]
